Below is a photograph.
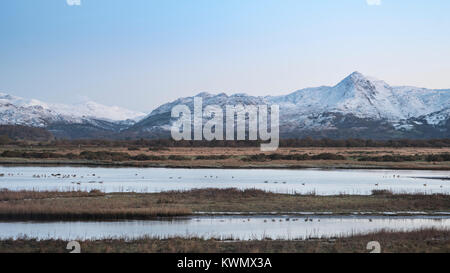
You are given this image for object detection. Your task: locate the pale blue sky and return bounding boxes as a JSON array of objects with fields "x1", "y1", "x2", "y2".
[{"x1": 1, "y1": 0, "x2": 450, "y2": 112}]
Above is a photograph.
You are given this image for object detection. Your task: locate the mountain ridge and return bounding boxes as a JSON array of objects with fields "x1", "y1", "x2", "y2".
[
  {"x1": 0, "y1": 92, "x2": 146, "y2": 139},
  {"x1": 1, "y1": 72, "x2": 449, "y2": 139},
  {"x1": 0, "y1": 92, "x2": 146, "y2": 125},
  {"x1": 129, "y1": 71, "x2": 450, "y2": 139}
]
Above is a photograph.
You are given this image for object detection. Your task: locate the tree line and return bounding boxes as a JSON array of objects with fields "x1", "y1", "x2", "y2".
[{"x1": 41, "y1": 137, "x2": 450, "y2": 148}]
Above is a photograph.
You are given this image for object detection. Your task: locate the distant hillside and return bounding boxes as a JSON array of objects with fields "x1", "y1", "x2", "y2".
[
  {"x1": 128, "y1": 72, "x2": 450, "y2": 140},
  {"x1": 0, "y1": 125, "x2": 54, "y2": 142},
  {"x1": 0, "y1": 92, "x2": 145, "y2": 139},
  {"x1": 1, "y1": 72, "x2": 449, "y2": 140}
]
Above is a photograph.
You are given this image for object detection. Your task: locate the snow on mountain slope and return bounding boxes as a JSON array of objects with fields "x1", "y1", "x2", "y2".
[
  {"x1": 0, "y1": 101, "x2": 64, "y2": 127},
  {"x1": 136, "y1": 71, "x2": 450, "y2": 135},
  {"x1": 392, "y1": 86, "x2": 450, "y2": 119},
  {"x1": 148, "y1": 92, "x2": 268, "y2": 117},
  {"x1": 0, "y1": 93, "x2": 145, "y2": 127},
  {"x1": 51, "y1": 101, "x2": 146, "y2": 122},
  {"x1": 268, "y1": 72, "x2": 450, "y2": 121},
  {"x1": 2, "y1": 71, "x2": 449, "y2": 139},
  {"x1": 422, "y1": 108, "x2": 450, "y2": 126}
]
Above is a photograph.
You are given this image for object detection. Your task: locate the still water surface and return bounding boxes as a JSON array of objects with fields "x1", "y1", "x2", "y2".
[
  {"x1": 0, "y1": 216, "x2": 448, "y2": 240},
  {"x1": 0, "y1": 166, "x2": 448, "y2": 195}
]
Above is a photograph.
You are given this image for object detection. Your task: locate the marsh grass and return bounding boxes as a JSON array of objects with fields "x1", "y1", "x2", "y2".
[
  {"x1": 0, "y1": 207, "x2": 192, "y2": 221},
  {"x1": 0, "y1": 189, "x2": 191, "y2": 220},
  {"x1": 1, "y1": 146, "x2": 449, "y2": 165},
  {"x1": 0, "y1": 188, "x2": 448, "y2": 221},
  {"x1": 371, "y1": 189, "x2": 394, "y2": 196},
  {"x1": 0, "y1": 228, "x2": 448, "y2": 253},
  {"x1": 0, "y1": 189, "x2": 104, "y2": 201},
  {"x1": 151, "y1": 188, "x2": 450, "y2": 214}
]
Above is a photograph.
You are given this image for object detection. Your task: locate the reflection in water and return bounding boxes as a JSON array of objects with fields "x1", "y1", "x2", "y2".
[
  {"x1": 0, "y1": 216, "x2": 448, "y2": 240},
  {"x1": 0, "y1": 166, "x2": 449, "y2": 195}
]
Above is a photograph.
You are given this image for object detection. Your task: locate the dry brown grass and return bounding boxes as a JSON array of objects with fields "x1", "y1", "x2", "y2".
[
  {"x1": 0, "y1": 206, "x2": 192, "y2": 220},
  {"x1": 0, "y1": 228, "x2": 448, "y2": 253},
  {"x1": 0, "y1": 189, "x2": 104, "y2": 201},
  {"x1": 0, "y1": 189, "x2": 192, "y2": 220},
  {"x1": 0, "y1": 188, "x2": 448, "y2": 220},
  {"x1": 154, "y1": 188, "x2": 450, "y2": 213},
  {"x1": 1, "y1": 146, "x2": 450, "y2": 169}
]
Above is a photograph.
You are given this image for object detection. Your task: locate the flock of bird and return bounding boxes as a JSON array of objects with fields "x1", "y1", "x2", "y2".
[
  {"x1": 262, "y1": 217, "x2": 320, "y2": 223},
  {"x1": 211, "y1": 217, "x2": 324, "y2": 223},
  {"x1": 374, "y1": 175, "x2": 443, "y2": 188},
  {"x1": 0, "y1": 172, "x2": 105, "y2": 185},
  {"x1": 264, "y1": 180, "x2": 289, "y2": 184},
  {"x1": 0, "y1": 172, "x2": 446, "y2": 190}
]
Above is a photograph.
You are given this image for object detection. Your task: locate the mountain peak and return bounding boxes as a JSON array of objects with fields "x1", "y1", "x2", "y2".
[
  {"x1": 334, "y1": 71, "x2": 390, "y2": 92},
  {"x1": 195, "y1": 92, "x2": 213, "y2": 98},
  {"x1": 337, "y1": 71, "x2": 368, "y2": 86},
  {"x1": 349, "y1": 71, "x2": 365, "y2": 78},
  {"x1": 0, "y1": 92, "x2": 145, "y2": 123}
]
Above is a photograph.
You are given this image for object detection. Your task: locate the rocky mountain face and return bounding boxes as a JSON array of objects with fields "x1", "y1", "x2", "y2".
[
  {"x1": 0, "y1": 93, "x2": 145, "y2": 139},
  {"x1": 1, "y1": 72, "x2": 449, "y2": 140},
  {"x1": 126, "y1": 72, "x2": 450, "y2": 140}
]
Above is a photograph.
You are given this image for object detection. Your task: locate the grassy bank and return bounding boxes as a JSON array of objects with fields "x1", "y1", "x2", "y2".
[
  {"x1": 0, "y1": 188, "x2": 448, "y2": 220},
  {"x1": 0, "y1": 228, "x2": 448, "y2": 253},
  {"x1": 1, "y1": 146, "x2": 450, "y2": 170},
  {"x1": 0, "y1": 189, "x2": 104, "y2": 201}
]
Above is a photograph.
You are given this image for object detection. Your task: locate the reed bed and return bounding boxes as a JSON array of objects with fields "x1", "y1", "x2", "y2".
[
  {"x1": 0, "y1": 206, "x2": 192, "y2": 221},
  {"x1": 0, "y1": 188, "x2": 448, "y2": 220},
  {"x1": 149, "y1": 188, "x2": 450, "y2": 213},
  {"x1": 0, "y1": 228, "x2": 448, "y2": 253},
  {"x1": 0, "y1": 189, "x2": 104, "y2": 201},
  {"x1": 1, "y1": 145, "x2": 450, "y2": 170},
  {"x1": 0, "y1": 189, "x2": 192, "y2": 220}
]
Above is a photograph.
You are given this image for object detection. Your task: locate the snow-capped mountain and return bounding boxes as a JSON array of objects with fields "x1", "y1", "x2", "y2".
[
  {"x1": 267, "y1": 72, "x2": 450, "y2": 122},
  {"x1": 50, "y1": 101, "x2": 146, "y2": 122},
  {"x1": 2, "y1": 72, "x2": 449, "y2": 140},
  {"x1": 0, "y1": 93, "x2": 146, "y2": 139},
  {"x1": 0, "y1": 93, "x2": 145, "y2": 127},
  {"x1": 128, "y1": 72, "x2": 450, "y2": 139},
  {"x1": 0, "y1": 94, "x2": 72, "y2": 127}
]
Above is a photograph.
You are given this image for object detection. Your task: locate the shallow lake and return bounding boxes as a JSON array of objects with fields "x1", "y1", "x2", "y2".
[
  {"x1": 0, "y1": 215, "x2": 448, "y2": 240},
  {"x1": 1, "y1": 166, "x2": 449, "y2": 195},
  {"x1": 0, "y1": 166, "x2": 449, "y2": 195}
]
